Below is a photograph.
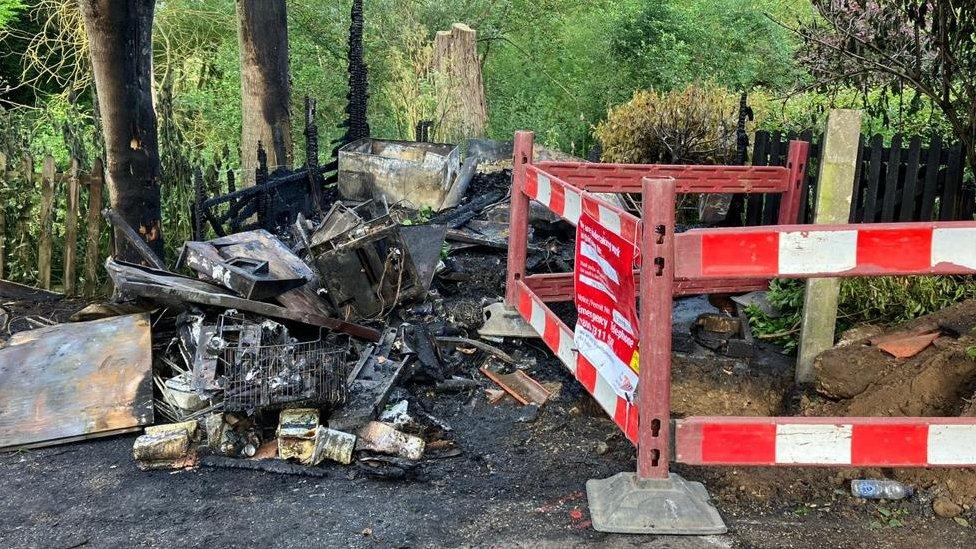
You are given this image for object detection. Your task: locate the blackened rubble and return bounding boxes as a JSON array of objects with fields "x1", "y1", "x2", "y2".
[{"x1": 1, "y1": 134, "x2": 583, "y2": 477}]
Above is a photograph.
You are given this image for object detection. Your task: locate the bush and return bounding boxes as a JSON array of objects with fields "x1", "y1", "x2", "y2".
[
  {"x1": 748, "y1": 87, "x2": 955, "y2": 141},
  {"x1": 593, "y1": 84, "x2": 740, "y2": 165},
  {"x1": 747, "y1": 276, "x2": 976, "y2": 352}
]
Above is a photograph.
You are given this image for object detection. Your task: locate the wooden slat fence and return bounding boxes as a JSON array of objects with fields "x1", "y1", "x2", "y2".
[
  {"x1": 0, "y1": 152, "x2": 106, "y2": 296},
  {"x1": 746, "y1": 131, "x2": 972, "y2": 225}
]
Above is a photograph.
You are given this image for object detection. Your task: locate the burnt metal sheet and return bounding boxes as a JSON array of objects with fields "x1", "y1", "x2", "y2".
[
  {"x1": 207, "y1": 230, "x2": 335, "y2": 318},
  {"x1": 479, "y1": 367, "x2": 553, "y2": 406},
  {"x1": 329, "y1": 329, "x2": 407, "y2": 433},
  {"x1": 0, "y1": 313, "x2": 154, "y2": 450},
  {"x1": 310, "y1": 216, "x2": 424, "y2": 320},
  {"x1": 106, "y1": 259, "x2": 381, "y2": 342},
  {"x1": 178, "y1": 240, "x2": 306, "y2": 300},
  {"x1": 399, "y1": 224, "x2": 447, "y2": 290},
  {"x1": 310, "y1": 203, "x2": 364, "y2": 248},
  {"x1": 102, "y1": 208, "x2": 167, "y2": 270}
]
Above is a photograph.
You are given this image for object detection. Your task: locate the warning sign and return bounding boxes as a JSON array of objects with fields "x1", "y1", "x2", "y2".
[{"x1": 573, "y1": 211, "x2": 639, "y2": 400}]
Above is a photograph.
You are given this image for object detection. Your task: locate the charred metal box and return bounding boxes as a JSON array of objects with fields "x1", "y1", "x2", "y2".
[
  {"x1": 309, "y1": 214, "x2": 425, "y2": 320},
  {"x1": 338, "y1": 138, "x2": 460, "y2": 210}
]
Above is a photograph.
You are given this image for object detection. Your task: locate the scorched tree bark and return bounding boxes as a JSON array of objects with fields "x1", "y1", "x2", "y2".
[
  {"x1": 79, "y1": 0, "x2": 164, "y2": 262},
  {"x1": 237, "y1": 0, "x2": 293, "y2": 185}
]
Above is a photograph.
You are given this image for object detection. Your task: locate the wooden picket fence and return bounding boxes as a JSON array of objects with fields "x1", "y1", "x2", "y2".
[
  {"x1": 0, "y1": 151, "x2": 105, "y2": 296},
  {"x1": 745, "y1": 130, "x2": 972, "y2": 225}
]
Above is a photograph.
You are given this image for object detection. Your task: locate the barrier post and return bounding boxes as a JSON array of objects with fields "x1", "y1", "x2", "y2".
[
  {"x1": 586, "y1": 177, "x2": 726, "y2": 535},
  {"x1": 504, "y1": 131, "x2": 534, "y2": 307},
  {"x1": 778, "y1": 140, "x2": 811, "y2": 225},
  {"x1": 638, "y1": 176, "x2": 676, "y2": 479}
]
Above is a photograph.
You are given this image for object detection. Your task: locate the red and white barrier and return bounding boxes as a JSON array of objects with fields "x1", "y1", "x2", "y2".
[
  {"x1": 676, "y1": 223, "x2": 976, "y2": 279},
  {"x1": 514, "y1": 281, "x2": 639, "y2": 443},
  {"x1": 676, "y1": 417, "x2": 976, "y2": 467},
  {"x1": 524, "y1": 165, "x2": 641, "y2": 243},
  {"x1": 504, "y1": 130, "x2": 976, "y2": 491}
]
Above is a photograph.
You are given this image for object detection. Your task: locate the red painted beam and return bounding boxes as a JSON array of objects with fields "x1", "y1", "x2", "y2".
[{"x1": 538, "y1": 161, "x2": 791, "y2": 194}]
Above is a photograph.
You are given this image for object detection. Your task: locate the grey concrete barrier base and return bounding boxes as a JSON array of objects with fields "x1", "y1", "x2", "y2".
[{"x1": 586, "y1": 472, "x2": 727, "y2": 535}]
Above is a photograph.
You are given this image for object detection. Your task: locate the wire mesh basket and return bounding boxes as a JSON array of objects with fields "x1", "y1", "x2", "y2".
[{"x1": 215, "y1": 315, "x2": 350, "y2": 412}]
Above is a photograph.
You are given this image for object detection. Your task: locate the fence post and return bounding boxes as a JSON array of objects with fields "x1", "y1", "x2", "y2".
[
  {"x1": 83, "y1": 158, "x2": 105, "y2": 297},
  {"x1": 17, "y1": 154, "x2": 34, "y2": 272},
  {"x1": 638, "y1": 176, "x2": 676, "y2": 480},
  {"x1": 64, "y1": 157, "x2": 81, "y2": 295},
  {"x1": 504, "y1": 131, "x2": 534, "y2": 307},
  {"x1": 38, "y1": 155, "x2": 56, "y2": 290},
  {"x1": 0, "y1": 152, "x2": 6, "y2": 279},
  {"x1": 796, "y1": 109, "x2": 862, "y2": 383}
]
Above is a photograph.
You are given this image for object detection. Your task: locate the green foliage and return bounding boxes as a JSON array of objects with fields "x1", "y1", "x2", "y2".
[
  {"x1": 966, "y1": 346, "x2": 976, "y2": 361},
  {"x1": 750, "y1": 87, "x2": 954, "y2": 141},
  {"x1": 870, "y1": 507, "x2": 908, "y2": 529},
  {"x1": 610, "y1": 0, "x2": 805, "y2": 92},
  {"x1": 0, "y1": 0, "x2": 24, "y2": 29},
  {"x1": 747, "y1": 276, "x2": 976, "y2": 352},
  {"x1": 745, "y1": 279, "x2": 805, "y2": 353},
  {"x1": 479, "y1": 0, "x2": 638, "y2": 153},
  {"x1": 838, "y1": 276, "x2": 976, "y2": 323}
]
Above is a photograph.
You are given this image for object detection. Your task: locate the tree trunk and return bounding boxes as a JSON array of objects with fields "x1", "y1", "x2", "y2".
[
  {"x1": 433, "y1": 23, "x2": 488, "y2": 143},
  {"x1": 79, "y1": 0, "x2": 164, "y2": 263},
  {"x1": 237, "y1": 0, "x2": 292, "y2": 186}
]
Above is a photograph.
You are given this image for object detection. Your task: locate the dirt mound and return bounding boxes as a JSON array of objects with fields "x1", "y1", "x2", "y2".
[
  {"x1": 802, "y1": 299, "x2": 976, "y2": 511},
  {"x1": 670, "y1": 300, "x2": 976, "y2": 511},
  {"x1": 811, "y1": 336, "x2": 976, "y2": 417}
]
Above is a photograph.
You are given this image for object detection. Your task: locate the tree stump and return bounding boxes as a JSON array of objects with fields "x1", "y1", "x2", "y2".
[{"x1": 433, "y1": 23, "x2": 488, "y2": 143}]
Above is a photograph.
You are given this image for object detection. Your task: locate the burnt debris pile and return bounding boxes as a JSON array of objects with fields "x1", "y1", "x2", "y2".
[{"x1": 0, "y1": 134, "x2": 579, "y2": 480}]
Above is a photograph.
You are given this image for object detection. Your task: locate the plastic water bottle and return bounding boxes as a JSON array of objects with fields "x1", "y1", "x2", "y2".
[{"x1": 850, "y1": 479, "x2": 913, "y2": 500}]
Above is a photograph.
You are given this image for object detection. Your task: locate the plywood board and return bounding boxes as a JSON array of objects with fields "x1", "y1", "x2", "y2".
[{"x1": 0, "y1": 313, "x2": 154, "y2": 450}]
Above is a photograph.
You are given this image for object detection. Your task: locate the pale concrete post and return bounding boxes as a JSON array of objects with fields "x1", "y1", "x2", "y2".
[{"x1": 795, "y1": 109, "x2": 862, "y2": 383}]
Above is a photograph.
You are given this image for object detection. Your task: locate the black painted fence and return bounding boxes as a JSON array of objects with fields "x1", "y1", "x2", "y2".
[{"x1": 743, "y1": 130, "x2": 973, "y2": 226}]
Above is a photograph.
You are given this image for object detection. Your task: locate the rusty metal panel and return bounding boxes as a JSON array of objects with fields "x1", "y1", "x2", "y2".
[
  {"x1": 0, "y1": 313, "x2": 154, "y2": 450},
  {"x1": 338, "y1": 138, "x2": 460, "y2": 210}
]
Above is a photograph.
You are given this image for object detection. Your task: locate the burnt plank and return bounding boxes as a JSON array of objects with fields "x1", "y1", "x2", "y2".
[
  {"x1": 962, "y1": 185, "x2": 976, "y2": 220},
  {"x1": 797, "y1": 130, "x2": 817, "y2": 223},
  {"x1": 761, "y1": 132, "x2": 784, "y2": 225},
  {"x1": 747, "y1": 131, "x2": 770, "y2": 225},
  {"x1": 920, "y1": 135, "x2": 943, "y2": 220},
  {"x1": 899, "y1": 135, "x2": 923, "y2": 221},
  {"x1": 850, "y1": 134, "x2": 867, "y2": 222}
]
